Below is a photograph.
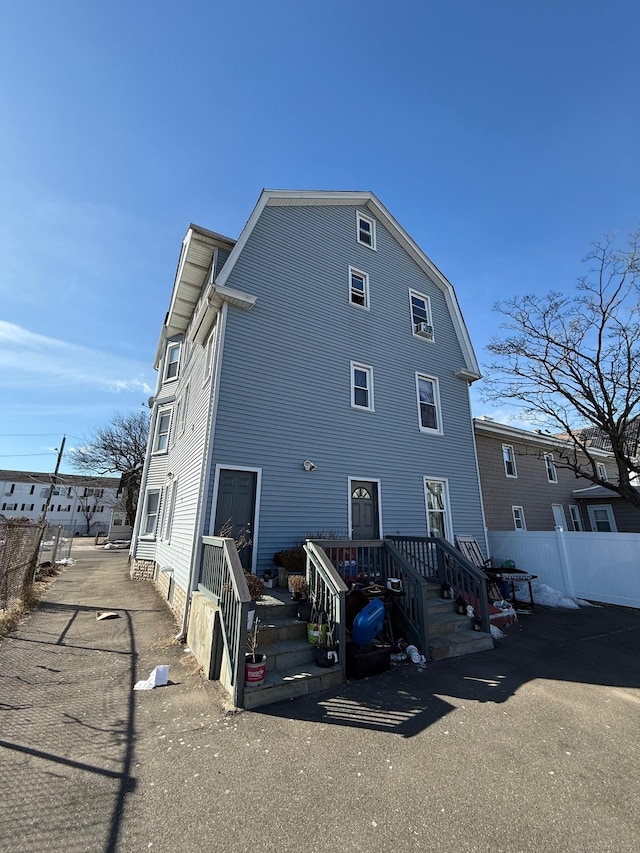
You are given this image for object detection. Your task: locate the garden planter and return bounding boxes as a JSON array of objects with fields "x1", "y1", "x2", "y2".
[{"x1": 245, "y1": 653, "x2": 267, "y2": 687}]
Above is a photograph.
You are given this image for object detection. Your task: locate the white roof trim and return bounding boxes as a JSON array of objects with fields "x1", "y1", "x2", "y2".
[{"x1": 214, "y1": 189, "x2": 481, "y2": 380}]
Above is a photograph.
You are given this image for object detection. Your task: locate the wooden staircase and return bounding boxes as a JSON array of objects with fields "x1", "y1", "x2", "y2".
[
  {"x1": 243, "y1": 584, "x2": 493, "y2": 710},
  {"x1": 243, "y1": 588, "x2": 343, "y2": 710},
  {"x1": 424, "y1": 582, "x2": 494, "y2": 660}
]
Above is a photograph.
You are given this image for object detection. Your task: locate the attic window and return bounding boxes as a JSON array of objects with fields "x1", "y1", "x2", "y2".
[
  {"x1": 164, "y1": 343, "x2": 180, "y2": 382},
  {"x1": 356, "y1": 211, "x2": 376, "y2": 250}
]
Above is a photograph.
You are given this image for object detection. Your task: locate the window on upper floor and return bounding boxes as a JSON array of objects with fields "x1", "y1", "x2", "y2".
[
  {"x1": 544, "y1": 453, "x2": 558, "y2": 483},
  {"x1": 356, "y1": 211, "x2": 376, "y2": 250},
  {"x1": 141, "y1": 489, "x2": 161, "y2": 538},
  {"x1": 152, "y1": 409, "x2": 172, "y2": 454},
  {"x1": 415, "y1": 373, "x2": 442, "y2": 434},
  {"x1": 503, "y1": 444, "x2": 517, "y2": 478},
  {"x1": 204, "y1": 323, "x2": 217, "y2": 381},
  {"x1": 351, "y1": 362, "x2": 374, "y2": 411},
  {"x1": 349, "y1": 267, "x2": 369, "y2": 309},
  {"x1": 512, "y1": 506, "x2": 526, "y2": 530},
  {"x1": 596, "y1": 461, "x2": 608, "y2": 481},
  {"x1": 163, "y1": 343, "x2": 181, "y2": 382},
  {"x1": 409, "y1": 290, "x2": 434, "y2": 341}
]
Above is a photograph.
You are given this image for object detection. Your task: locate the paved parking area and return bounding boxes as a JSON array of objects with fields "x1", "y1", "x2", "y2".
[{"x1": 1, "y1": 543, "x2": 639, "y2": 852}]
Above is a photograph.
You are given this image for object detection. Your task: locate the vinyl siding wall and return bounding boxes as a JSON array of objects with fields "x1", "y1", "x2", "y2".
[
  {"x1": 206, "y1": 204, "x2": 485, "y2": 568},
  {"x1": 134, "y1": 330, "x2": 216, "y2": 589},
  {"x1": 475, "y1": 431, "x2": 621, "y2": 531}
]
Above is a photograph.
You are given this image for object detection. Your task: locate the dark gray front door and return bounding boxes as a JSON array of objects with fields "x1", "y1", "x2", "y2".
[
  {"x1": 214, "y1": 469, "x2": 257, "y2": 570},
  {"x1": 351, "y1": 481, "x2": 379, "y2": 539}
]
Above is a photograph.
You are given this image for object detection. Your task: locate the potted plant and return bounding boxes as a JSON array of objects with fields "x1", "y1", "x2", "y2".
[
  {"x1": 245, "y1": 616, "x2": 267, "y2": 687},
  {"x1": 288, "y1": 573, "x2": 308, "y2": 600}
]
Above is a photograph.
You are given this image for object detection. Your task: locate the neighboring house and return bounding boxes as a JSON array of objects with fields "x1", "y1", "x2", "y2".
[
  {"x1": 130, "y1": 189, "x2": 487, "y2": 624},
  {"x1": 0, "y1": 470, "x2": 120, "y2": 535},
  {"x1": 473, "y1": 418, "x2": 638, "y2": 533}
]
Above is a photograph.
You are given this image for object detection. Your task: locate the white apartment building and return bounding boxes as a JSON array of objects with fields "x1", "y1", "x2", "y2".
[{"x1": 0, "y1": 470, "x2": 120, "y2": 535}]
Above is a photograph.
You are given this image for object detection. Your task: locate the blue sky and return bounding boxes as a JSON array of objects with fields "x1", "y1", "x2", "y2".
[{"x1": 1, "y1": 1, "x2": 638, "y2": 474}]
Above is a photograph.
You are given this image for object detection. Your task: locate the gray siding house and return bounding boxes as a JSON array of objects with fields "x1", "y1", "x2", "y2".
[
  {"x1": 473, "y1": 418, "x2": 636, "y2": 533},
  {"x1": 130, "y1": 190, "x2": 487, "y2": 624}
]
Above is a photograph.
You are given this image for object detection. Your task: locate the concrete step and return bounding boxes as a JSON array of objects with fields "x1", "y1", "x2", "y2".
[
  {"x1": 243, "y1": 661, "x2": 343, "y2": 710},
  {"x1": 428, "y1": 611, "x2": 474, "y2": 636},
  {"x1": 429, "y1": 631, "x2": 494, "y2": 661},
  {"x1": 256, "y1": 615, "x2": 307, "y2": 646},
  {"x1": 261, "y1": 637, "x2": 319, "y2": 672}
]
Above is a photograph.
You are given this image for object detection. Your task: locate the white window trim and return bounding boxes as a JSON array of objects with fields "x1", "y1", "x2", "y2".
[
  {"x1": 596, "y1": 461, "x2": 608, "y2": 481},
  {"x1": 409, "y1": 289, "x2": 434, "y2": 341},
  {"x1": 152, "y1": 407, "x2": 172, "y2": 454},
  {"x1": 552, "y1": 503, "x2": 567, "y2": 529},
  {"x1": 544, "y1": 453, "x2": 558, "y2": 483},
  {"x1": 415, "y1": 373, "x2": 443, "y2": 435},
  {"x1": 503, "y1": 444, "x2": 518, "y2": 478},
  {"x1": 141, "y1": 488, "x2": 162, "y2": 539},
  {"x1": 179, "y1": 383, "x2": 190, "y2": 434},
  {"x1": 356, "y1": 210, "x2": 376, "y2": 250},
  {"x1": 587, "y1": 504, "x2": 617, "y2": 532},
  {"x1": 512, "y1": 505, "x2": 526, "y2": 530},
  {"x1": 163, "y1": 342, "x2": 181, "y2": 383},
  {"x1": 161, "y1": 479, "x2": 178, "y2": 543},
  {"x1": 350, "y1": 361, "x2": 374, "y2": 412},
  {"x1": 203, "y1": 324, "x2": 217, "y2": 385},
  {"x1": 348, "y1": 266, "x2": 370, "y2": 310},
  {"x1": 569, "y1": 504, "x2": 583, "y2": 531},
  {"x1": 423, "y1": 477, "x2": 453, "y2": 542}
]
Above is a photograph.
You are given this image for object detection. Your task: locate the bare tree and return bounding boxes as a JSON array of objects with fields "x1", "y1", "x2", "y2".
[
  {"x1": 68, "y1": 411, "x2": 149, "y2": 525},
  {"x1": 482, "y1": 230, "x2": 640, "y2": 508}
]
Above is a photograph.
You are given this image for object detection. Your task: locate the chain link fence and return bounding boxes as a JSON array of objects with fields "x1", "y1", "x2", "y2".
[{"x1": 0, "y1": 520, "x2": 42, "y2": 611}]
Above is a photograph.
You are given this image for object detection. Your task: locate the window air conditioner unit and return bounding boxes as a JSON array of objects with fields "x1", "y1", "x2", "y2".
[{"x1": 415, "y1": 322, "x2": 434, "y2": 339}]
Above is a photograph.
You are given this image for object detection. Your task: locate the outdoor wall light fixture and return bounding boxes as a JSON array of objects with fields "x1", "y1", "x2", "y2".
[{"x1": 303, "y1": 460, "x2": 317, "y2": 471}]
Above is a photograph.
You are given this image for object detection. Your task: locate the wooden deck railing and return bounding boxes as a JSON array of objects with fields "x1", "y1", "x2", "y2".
[
  {"x1": 386, "y1": 535, "x2": 491, "y2": 633},
  {"x1": 304, "y1": 541, "x2": 349, "y2": 674},
  {"x1": 199, "y1": 536, "x2": 252, "y2": 707}
]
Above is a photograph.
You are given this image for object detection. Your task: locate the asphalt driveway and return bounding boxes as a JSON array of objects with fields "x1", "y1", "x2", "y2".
[{"x1": 1, "y1": 542, "x2": 639, "y2": 852}]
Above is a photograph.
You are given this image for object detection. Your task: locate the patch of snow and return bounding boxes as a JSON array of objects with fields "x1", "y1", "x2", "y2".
[
  {"x1": 516, "y1": 580, "x2": 585, "y2": 609},
  {"x1": 490, "y1": 624, "x2": 506, "y2": 639}
]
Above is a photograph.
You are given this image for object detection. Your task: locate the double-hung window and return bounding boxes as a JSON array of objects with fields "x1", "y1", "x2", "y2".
[
  {"x1": 544, "y1": 453, "x2": 558, "y2": 483},
  {"x1": 349, "y1": 267, "x2": 369, "y2": 309},
  {"x1": 356, "y1": 211, "x2": 376, "y2": 250},
  {"x1": 164, "y1": 343, "x2": 180, "y2": 382},
  {"x1": 503, "y1": 444, "x2": 517, "y2": 478},
  {"x1": 596, "y1": 462, "x2": 608, "y2": 481},
  {"x1": 512, "y1": 506, "x2": 526, "y2": 530},
  {"x1": 409, "y1": 290, "x2": 434, "y2": 341},
  {"x1": 141, "y1": 489, "x2": 161, "y2": 538},
  {"x1": 351, "y1": 362, "x2": 374, "y2": 411},
  {"x1": 153, "y1": 409, "x2": 172, "y2": 453},
  {"x1": 415, "y1": 373, "x2": 442, "y2": 434}
]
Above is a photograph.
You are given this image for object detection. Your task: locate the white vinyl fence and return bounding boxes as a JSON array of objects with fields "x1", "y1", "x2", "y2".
[{"x1": 487, "y1": 530, "x2": 640, "y2": 610}]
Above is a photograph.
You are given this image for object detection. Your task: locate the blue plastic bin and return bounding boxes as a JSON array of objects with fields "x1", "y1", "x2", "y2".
[{"x1": 351, "y1": 598, "x2": 385, "y2": 645}]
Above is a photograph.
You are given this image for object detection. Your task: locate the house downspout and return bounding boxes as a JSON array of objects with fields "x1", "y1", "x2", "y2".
[{"x1": 177, "y1": 301, "x2": 228, "y2": 641}]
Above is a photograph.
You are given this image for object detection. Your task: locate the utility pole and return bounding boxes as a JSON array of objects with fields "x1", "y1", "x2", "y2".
[
  {"x1": 32, "y1": 436, "x2": 66, "y2": 582},
  {"x1": 38, "y1": 436, "x2": 66, "y2": 526}
]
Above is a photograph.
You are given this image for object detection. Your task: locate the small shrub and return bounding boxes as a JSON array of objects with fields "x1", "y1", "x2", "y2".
[
  {"x1": 275, "y1": 547, "x2": 306, "y2": 573},
  {"x1": 244, "y1": 572, "x2": 266, "y2": 601},
  {"x1": 288, "y1": 574, "x2": 308, "y2": 596}
]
